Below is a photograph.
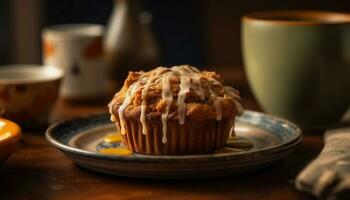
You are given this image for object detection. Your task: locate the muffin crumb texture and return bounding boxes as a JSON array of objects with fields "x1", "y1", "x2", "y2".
[{"x1": 108, "y1": 65, "x2": 243, "y2": 149}]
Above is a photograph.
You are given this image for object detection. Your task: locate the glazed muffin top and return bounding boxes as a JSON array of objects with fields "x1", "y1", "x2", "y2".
[{"x1": 109, "y1": 65, "x2": 243, "y2": 140}]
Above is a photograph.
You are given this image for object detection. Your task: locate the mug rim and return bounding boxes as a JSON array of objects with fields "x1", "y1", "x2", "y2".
[
  {"x1": 243, "y1": 10, "x2": 350, "y2": 26},
  {"x1": 42, "y1": 23, "x2": 104, "y2": 38}
]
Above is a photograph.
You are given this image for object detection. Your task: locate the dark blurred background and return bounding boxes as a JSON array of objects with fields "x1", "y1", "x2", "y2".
[{"x1": 1, "y1": 0, "x2": 350, "y2": 67}]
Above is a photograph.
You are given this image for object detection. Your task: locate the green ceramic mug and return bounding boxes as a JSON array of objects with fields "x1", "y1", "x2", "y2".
[{"x1": 242, "y1": 11, "x2": 350, "y2": 129}]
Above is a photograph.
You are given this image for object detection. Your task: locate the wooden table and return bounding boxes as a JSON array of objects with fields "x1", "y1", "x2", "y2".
[
  {"x1": 0, "y1": 99, "x2": 321, "y2": 200},
  {"x1": 0, "y1": 69, "x2": 321, "y2": 200}
]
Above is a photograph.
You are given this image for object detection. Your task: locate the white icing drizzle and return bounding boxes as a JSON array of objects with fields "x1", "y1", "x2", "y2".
[
  {"x1": 191, "y1": 77, "x2": 205, "y2": 100},
  {"x1": 224, "y1": 86, "x2": 244, "y2": 115},
  {"x1": 173, "y1": 65, "x2": 204, "y2": 123},
  {"x1": 161, "y1": 75, "x2": 173, "y2": 143},
  {"x1": 229, "y1": 125, "x2": 235, "y2": 138},
  {"x1": 109, "y1": 65, "x2": 243, "y2": 144},
  {"x1": 224, "y1": 85, "x2": 243, "y2": 138},
  {"x1": 140, "y1": 68, "x2": 167, "y2": 135},
  {"x1": 118, "y1": 82, "x2": 140, "y2": 135},
  {"x1": 177, "y1": 76, "x2": 191, "y2": 124},
  {"x1": 209, "y1": 87, "x2": 222, "y2": 121},
  {"x1": 110, "y1": 114, "x2": 116, "y2": 122},
  {"x1": 108, "y1": 94, "x2": 117, "y2": 118}
]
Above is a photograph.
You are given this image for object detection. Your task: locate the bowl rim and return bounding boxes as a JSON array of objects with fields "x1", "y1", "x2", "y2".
[
  {"x1": 0, "y1": 65, "x2": 64, "y2": 84},
  {"x1": 0, "y1": 118, "x2": 21, "y2": 145}
]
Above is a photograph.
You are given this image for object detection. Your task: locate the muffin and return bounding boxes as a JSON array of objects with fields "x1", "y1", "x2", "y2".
[{"x1": 108, "y1": 65, "x2": 243, "y2": 155}]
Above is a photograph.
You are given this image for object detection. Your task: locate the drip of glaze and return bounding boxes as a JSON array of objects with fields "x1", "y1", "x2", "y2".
[
  {"x1": 108, "y1": 91, "x2": 123, "y2": 122},
  {"x1": 209, "y1": 87, "x2": 222, "y2": 121},
  {"x1": 118, "y1": 82, "x2": 140, "y2": 135},
  {"x1": 177, "y1": 76, "x2": 191, "y2": 124},
  {"x1": 161, "y1": 75, "x2": 173, "y2": 144},
  {"x1": 108, "y1": 100, "x2": 116, "y2": 121},
  {"x1": 191, "y1": 77, "x2": 205, "y2": 100},
  {"x1": 223, "y1": 85, "x2": 242, "y2": 138},
  {"x1": 140, "y1": 68, "x2": 167, "y2": 135},
  {"x1": 224, "y1": 86, "x2": 243, "y2": 115},
  {"x1": 205, "y1": 77, "x2": 223, "y2": 120},
  {"x1": 110, "y1": 114, "x2": 116, "y2": 122},
  {"x1": 173, "y1": 65, "x2": 205, "y2": 124},
  {"x1": 229, "y1": 122, "x2": 235, "y2": 138}
]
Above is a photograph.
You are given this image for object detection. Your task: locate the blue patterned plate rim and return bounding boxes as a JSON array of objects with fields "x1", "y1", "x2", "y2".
[{"x1": 46, "y1": 110, "x2": 302, "y2": 161}]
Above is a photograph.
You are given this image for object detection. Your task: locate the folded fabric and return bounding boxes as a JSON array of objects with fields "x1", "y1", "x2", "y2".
[{"x1": 295, "y1": 128, "x2": 350, "y2": 199}]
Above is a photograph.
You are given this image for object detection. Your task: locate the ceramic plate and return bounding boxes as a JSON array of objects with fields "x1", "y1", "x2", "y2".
[{"x1": 46, "y1": 110, "x2": 302, "y2": 179}]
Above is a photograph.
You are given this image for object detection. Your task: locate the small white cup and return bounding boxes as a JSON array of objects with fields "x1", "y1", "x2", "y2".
[
  {"x1": 0, "y1": 65, "x2": 63, "y2": 128},
  {"x1": 42, "y1": 24, "x2": 108, "y2": 101}
]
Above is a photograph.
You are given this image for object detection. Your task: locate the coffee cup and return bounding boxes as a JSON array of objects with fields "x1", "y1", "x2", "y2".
[
  {"x1": 242, "y1": 11, "x2": 350, "y2": 129},
  {"x1": 42, "y1": 24, "x2": 108, "y2": 103}
]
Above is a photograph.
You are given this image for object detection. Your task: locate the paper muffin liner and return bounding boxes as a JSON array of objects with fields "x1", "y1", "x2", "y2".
[{"x1": 116, "y1": 117, "x2": 235, "y2": 155}]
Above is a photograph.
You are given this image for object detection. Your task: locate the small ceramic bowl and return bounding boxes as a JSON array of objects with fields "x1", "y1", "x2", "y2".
[
  {"x1": 0, "y1": 118, "x2": 21, "y2": 165},
  {"x1": 0, "y1": 65, "x2": 64, "y2": 129}
]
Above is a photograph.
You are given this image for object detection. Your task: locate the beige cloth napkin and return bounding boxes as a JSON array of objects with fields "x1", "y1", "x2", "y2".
[{"x1": 295, "y1": 127, "x2": 350, "y2": 199}]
